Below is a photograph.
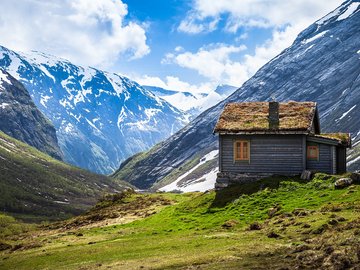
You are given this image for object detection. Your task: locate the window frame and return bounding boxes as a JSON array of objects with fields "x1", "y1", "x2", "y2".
[
  {"x1": 307, "y1": 144, "x2": 319, "y2": 161},
  {"x1": 233, "y1": 140, "x2": 250, "y2": 162}
]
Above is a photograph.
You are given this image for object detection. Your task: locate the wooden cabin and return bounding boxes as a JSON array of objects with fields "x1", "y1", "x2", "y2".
[{"x1": 213, "y1": 101, "x2": 351, "y2": 186}]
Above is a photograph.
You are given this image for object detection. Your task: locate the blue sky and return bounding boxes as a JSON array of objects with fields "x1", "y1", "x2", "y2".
[{"x1": 0, "y1": 0, "x2": 344, "y2": 93}]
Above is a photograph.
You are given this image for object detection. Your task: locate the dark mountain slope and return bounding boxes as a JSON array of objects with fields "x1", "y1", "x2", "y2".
[
  {"x1": 113, "y1": 0, "x2": 360, "y2": 189},
  {"x1": 0, "y1": 131, "x2": 130, "y2": 222},
  {"x1": 0, "y1": 69, "x2": 62, "y2": 160}
]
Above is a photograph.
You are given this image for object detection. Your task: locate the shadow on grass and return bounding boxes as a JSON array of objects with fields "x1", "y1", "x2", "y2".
[{"x1": 210, "y1": 175, "x2": 306, "y2": 208}]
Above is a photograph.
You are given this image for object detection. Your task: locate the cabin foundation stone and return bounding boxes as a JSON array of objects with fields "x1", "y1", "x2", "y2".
[{"x1": 215, "y1": 172, "x2": 273, "y2": 190}]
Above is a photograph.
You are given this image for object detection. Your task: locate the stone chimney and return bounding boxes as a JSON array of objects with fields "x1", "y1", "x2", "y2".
[{"x1": 268, "y1": 101, "x2": 279, "y2": 129}]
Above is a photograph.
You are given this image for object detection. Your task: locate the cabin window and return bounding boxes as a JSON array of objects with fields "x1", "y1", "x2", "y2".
[
  {"x1": 234, "y1": 140, "x2": 250, "y2": 161},
  {"x1": 307, "y1": 145, "x2": 319, "y2": 160}
]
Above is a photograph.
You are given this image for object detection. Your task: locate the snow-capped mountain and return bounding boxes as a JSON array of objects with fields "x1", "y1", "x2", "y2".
[
  {"x1": 0, "y1": 69, "x2": 62, "y2": 160},
  {"x1": 0, "y1": 46, "x2": 188, "y2": 174},
  {"x1": 113, "y1": 0, "x2": 360, "y2": 190},
  {"x1": 143, "y1": 84, "x2": 237, "y2": 119}
]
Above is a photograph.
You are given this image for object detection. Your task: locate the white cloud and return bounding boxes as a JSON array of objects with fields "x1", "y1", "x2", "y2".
[
  {"x1": 0, "y1": 0, "x2": 150, "y2": 68},
  {"x1": 133, "y1": 74, "x2": 214, "y2": 94},
  {"x1": 178, "y1": 12, "x2": 219, "y2": 34},
  {"x1": 174, "y1": 46, "x2": 184, "y2": 52},
  {"x1": 179, "y1": 0, "x2": 343, "y2": 33},
  {"x1": 163, "y1": 44, "x2": 248, "y2": 85},
  {"x1": 164, "y1": 23, "x2": 314, "y2": 87},
  {"x1": 171, "y1": 0, "x2": 343, "y2": 87}
]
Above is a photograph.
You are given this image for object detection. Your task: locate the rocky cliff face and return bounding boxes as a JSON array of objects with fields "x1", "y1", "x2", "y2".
[
  {"x1": 0, "y1": 69, "x2": 62, "y2": 160},
  {"x1": 113, "y1": 0, "x2": 360, "y2": 189},
  {"x1": 0, "y1": 47, "x2": 188, "y2": 174}
]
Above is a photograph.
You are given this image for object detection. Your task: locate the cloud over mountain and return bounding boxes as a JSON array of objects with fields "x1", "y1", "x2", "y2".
[{"x1": 0, "y1": 0, "x2": 149, "y2": 68}]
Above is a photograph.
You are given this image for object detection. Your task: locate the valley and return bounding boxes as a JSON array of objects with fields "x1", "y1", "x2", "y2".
[
  {"x1": 0, "y1": 174, "x2": 359, "y2": 269},
  {"x1": 0, "y1": 131, "x2": 130, "y2": 222}
]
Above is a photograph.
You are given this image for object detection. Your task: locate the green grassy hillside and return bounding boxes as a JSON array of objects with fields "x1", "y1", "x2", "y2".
[
  {"x1": 0, "y1": 173, "x2": 359, "y2": 269},
  {"x1": 0, "y1": 131, "x2": 131, "y2": 222}
]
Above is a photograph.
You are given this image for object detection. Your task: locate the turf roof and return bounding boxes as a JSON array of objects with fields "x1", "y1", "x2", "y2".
[
  {"x1": 214, "y1": 101, "x2": 317, "y2": 134},
  {"x1": 317, "y1": 133, "x2": 351, "y2": 147}
]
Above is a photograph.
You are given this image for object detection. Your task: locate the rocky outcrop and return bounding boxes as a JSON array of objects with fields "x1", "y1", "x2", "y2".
[{"x1": 0, "y1": 69, "x2": 63, "y2": 159}]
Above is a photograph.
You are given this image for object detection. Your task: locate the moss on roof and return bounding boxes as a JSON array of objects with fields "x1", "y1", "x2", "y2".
[
  {"x1": 318, "y1": 133, "x2": 351, "y2": 147},
  {"x1": 214, "y1": 101, "x2": 317, "y2": 133}
]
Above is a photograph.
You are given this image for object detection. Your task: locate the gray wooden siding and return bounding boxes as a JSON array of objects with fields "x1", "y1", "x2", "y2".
[
  {"x1": 219, "y1": 135, "x2": 223, "y2": 172},
  {"x1": 332, "y1": 146, "x2": 336, "y2": 174},
  {"x1": 220, "y1": 134, "x2": 304, "y2": 174},
  {"x1": 306, "y1": 143, "x2": 332, "y2": 174}
]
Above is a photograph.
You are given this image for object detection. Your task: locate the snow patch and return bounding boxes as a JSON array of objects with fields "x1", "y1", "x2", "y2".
[
  {"x1": 20, "y1": 50, "x2": 64, "y2": 67},
  {"x1": 302, "y1": 31, "x2": 329, "y2": 44},
  {"x1": 0, "y1": 102, "x2": 10, "y2": 109},
  {"x1": 117, "y1": 107, "x2": 127, "y2": 128},
  {"x1": 40, "y1": 95, "x2": 51, "y2": 108},
  {"x1": 179, "y1": 167, "x2": 218, "y2": 192},
  {"x1": 0, "y1": 70, "x2": 11, "y2": 86},
  {"x1": 69, "y1": 112, "x2": 81, "y2": 122},
  {"x1": 348, "y1": 155, "x2": 360, "y2": 166},
  {"x1": 354, "y1": 130, "x2": 360, "y2": 140},
  {"x1": 38, "y1": 64, "x2": 55, "y2": 82},
  {"x1": 63, "y1": 122, "x2": 75, "y2": 133},
  {"x1": 59, "y1": 99, "x2": 72, "y2": 108},
  {"x1": 85, "y1": 118, "x2": 101, "y2": 133},
  {"x1": 316, "y1": 6, "x2": 341, "y2": 24},
  {"x1": 160, "y1": 150, "x2": 218, "y2": 192},
  {"x1": 339, "y1": 105, "x2": 356, "y2": 120},
  {"x1": 105, "y1": 73, "x2": 126, "y2": 96},
  {"x1": 337, "y1": 2, "x2": 360, "y2": 21},
  {"x1": 79, "y1": 67, "x2": 97, "y2": 86},
  {"x1": 144, "y1": 108, "x2": 161, "y2": 120},
  {"x1": 74, "y1": 91, "x2": 85, "y2": 105},
  {"x1": 53, "y1": 200, "x2": 69, "y2": 205},
  {"x1": 61, "y1": 76, "x2": 75, "y2": 90},
  {"x1": 6, "y1": 52, "x2": 22, "y2": 80},
  {"x1": 125, "y1": 108, "x2": 161, "y2": 131}
]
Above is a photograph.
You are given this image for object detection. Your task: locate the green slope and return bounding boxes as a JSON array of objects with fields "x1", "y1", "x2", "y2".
[
  {"x1": 0, "y1": 131, "x2": 131, "y2": 222},
  {"x1": 1, "y1": 173, "x2": 359, "y2": 269}
]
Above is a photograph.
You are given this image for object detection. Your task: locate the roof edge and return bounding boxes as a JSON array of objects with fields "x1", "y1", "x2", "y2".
[{"x1": 217, "y1": 130, "x2": 310, "y2": 135}]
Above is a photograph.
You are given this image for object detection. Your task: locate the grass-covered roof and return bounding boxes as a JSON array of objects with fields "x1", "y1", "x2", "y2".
[
  {"x1": 317, "y1": 133, "x2": 351, "y2": 147},
  {"x1": 214, "y1": 101, "x2": 317, "y2": 134}
]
